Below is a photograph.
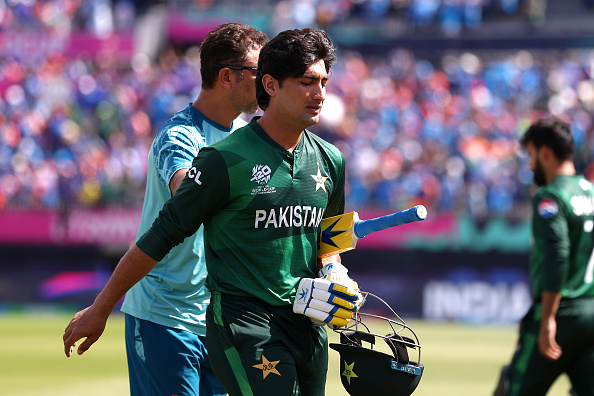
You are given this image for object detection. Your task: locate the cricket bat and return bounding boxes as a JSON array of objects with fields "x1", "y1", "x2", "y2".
[{"x1": 317, "y1": 205, "x2": 427, "y2": 258}]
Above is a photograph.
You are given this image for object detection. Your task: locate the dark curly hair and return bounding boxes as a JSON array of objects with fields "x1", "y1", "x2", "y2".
[
  {"x1": 520, "y1": 116, "x2": 575, "y2": 161},
  {"x1": 255, "y1": 28, "x2": 337, "y2": 110}
]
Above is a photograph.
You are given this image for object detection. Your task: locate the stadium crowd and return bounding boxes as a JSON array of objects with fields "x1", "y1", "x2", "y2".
[{"x1": 1, "y1": 0, "x2": 594, "y2": 217}]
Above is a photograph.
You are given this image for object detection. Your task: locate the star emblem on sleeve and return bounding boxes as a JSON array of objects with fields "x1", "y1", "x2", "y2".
[
  {"x1": 253, "y1": 355, "x2": 281, "y2": 379},
  {"x1": 311, "y1": 163, "x2": 328, "y2": 192},
  {"x1": 342, "y1": 361, "x2": 358, "y2": 385}
]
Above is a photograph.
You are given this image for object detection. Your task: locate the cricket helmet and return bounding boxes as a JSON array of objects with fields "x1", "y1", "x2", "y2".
[{"x1": 329, "y1": 292, "x2": 424, "y2": 396}]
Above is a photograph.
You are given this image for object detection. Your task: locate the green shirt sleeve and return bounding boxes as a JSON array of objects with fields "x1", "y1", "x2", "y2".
[
  {"x1": 317, "y1": 139, "x2": 345, "y2": 218},
  {"x1": 137, "y1": 147, "x2": 229, "y2": 261},
  {"x1": 325, "y1": 154, "x2": 345, "y2": 217},
  {"x1": 533, "y1": 191, "x2": 570, "y2": 292}
]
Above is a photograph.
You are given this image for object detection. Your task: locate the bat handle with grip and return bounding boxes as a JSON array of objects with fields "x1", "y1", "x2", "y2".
[{"x1": 353, "y1": 205, "x2": 427, "y2": 239}]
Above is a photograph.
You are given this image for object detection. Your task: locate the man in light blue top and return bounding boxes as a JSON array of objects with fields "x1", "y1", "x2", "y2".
[{"x1": 63, "y1": 23, "x2": 268, "y2": 396}]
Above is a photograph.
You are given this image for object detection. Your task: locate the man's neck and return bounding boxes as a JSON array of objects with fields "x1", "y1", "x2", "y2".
[
  {"x1": 548, "y1": 161, "x2": 576, "y2": 184},
  {"x1": 193, "y1": 92, "x2": 239, "y2": 128},
  {"x1": 256, "y1": 113, "x2": 305, "y2": 152}
]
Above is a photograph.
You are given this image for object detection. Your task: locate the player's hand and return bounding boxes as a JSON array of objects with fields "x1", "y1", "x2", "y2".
[
  {"x1": 319, "y1": 262, "x2": 363, "y2": 307},
  {"x1": 293, "y1": 277, "x2": 359, "y2": 327},
  {"x1": 62, "y1": 305, "x2": 109, "y2": 357},
  {"x1": 538, "y1": 318, "x2": 562, "y2": 361},
  {"x1": 319, "y1": 262, "x2": 354, "y2": 283}
]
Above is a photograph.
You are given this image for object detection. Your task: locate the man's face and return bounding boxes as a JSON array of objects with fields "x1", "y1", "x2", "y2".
[
  {"x1": 273, "y1": 59, "x2": 328, "y2": 129},
  {"x1": 231, "y1": 47, "x2": 261, "y2": 114},
  {"x1": 526, "y1": 141, "x2": 547, "y2": 186}
]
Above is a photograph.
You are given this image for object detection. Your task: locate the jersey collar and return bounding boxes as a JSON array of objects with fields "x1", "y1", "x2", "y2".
[{"x1": 249, "y1": 116, "x2": 305, "y2": 155}]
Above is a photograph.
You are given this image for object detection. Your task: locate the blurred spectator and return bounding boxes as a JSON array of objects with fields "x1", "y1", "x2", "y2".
[
  {"x1": 314, "y1": 47, "x2": 594, "y2": 217},
  {"x1": 1, "y1": 0, "x2": 594, "y2": 218}
]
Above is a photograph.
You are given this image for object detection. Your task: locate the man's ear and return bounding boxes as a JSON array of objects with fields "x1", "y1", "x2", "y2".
[
  {"x1": 218, "y1": 68, "x2": 233, "y2": 89},
  {"x1": 262, "y1": 74, "x2": 278, "y2": 97},
  {"x1": 538, "y1": 145, "x2": 553, "y2": 163}
]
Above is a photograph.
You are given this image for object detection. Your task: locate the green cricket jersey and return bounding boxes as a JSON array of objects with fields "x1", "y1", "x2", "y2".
[
  {"x1": 530, "y1": 175, "x2": 594, "y2": 300},
  {"x1": 137, "y1": 117, "x2": 346, "y2": 306}
]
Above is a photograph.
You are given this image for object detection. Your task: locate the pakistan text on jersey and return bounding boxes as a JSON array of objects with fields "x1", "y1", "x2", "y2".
[{"x1": 255, "y1": 206, "x2": 325, "y2": 229}]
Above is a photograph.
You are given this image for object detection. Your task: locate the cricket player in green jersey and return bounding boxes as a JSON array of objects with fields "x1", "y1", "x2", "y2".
[
  {"x1": 64, "y1": 28, "x2": 360, "y2": 396},
  {"x1": 494, "y1": 117, "x2": 594, "y2": 396}
]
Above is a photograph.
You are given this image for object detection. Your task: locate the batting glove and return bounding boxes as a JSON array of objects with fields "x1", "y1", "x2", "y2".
[
  {"x1": 293, "y1": 277, "x2": 359, "y2": 327},
  {"x1": 319, "y1": 262, "x2": 353, "y2": 283},
  {"x1": 319, "y1": 262, "x2": 363, "y2": 306}
]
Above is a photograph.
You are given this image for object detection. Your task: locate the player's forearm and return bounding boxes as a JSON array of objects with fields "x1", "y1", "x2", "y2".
[
  {"x1": 538, "y1": 290, "x2": 563, "y2": 360},
  {"x1": 318, "y1": 254, "x2": 341, "y2": 270},
  {"x1": 91, "y1": 244, "x2": 158, "y2": 315},
  {"x1": 540, "y1": 290, "x2": 561, "y2": 324}
]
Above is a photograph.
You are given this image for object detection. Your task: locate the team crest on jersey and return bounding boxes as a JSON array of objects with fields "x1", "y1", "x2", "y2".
[
  {"x1": 311, "y1": 163, "x2": 328, "y2": 192},
  {"x1": 537, "y1": 199, "x2": 558, "y2": 219}
]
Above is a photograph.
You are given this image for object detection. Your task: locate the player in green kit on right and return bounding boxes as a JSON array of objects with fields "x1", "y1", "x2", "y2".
[{"x1": 494, "y1": 116, "x2": 594, "y2": 396}]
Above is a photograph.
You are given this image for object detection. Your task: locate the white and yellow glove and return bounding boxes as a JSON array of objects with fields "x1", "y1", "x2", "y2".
[
  {"x1": 320, "y1": 262, "x2": 363, "y2": 303},
  {"x1": 293, "y1": 277, "x2": 359, "y2": 328},
  {"x1": 319, "y1": 262, "x2": 355, "y2": 284}
]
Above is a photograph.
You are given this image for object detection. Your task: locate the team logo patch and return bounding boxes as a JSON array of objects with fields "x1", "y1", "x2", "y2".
[
  {"x1": 253, "y1": 355, "x2": 281, "y2": 379},
  {"x1": 311, "y1": 163, "x2": 328, "y2": 192},
  {"x1": 342, "y1": 361, "x2": 358, "y2": 385},
  {"x1": 537, "y1": 199, "x2": 558, "y2": 219}
]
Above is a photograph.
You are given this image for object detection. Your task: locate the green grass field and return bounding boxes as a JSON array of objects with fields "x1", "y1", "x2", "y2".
[{"x1": 0, "y1": 312, "x2": 571, "y2": 395}]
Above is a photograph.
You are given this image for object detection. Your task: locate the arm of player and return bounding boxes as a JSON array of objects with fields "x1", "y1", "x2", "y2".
[
  {"x1": 169, "y1": 168, "x2": 189, "y2": 196},
  {"x1": 538, "y1": 290, "x2": 563, "y2": 361},
  {"x1": 62, "y1": 245, "x2": 158, "y2": 357},
  {"x1": 293, "y1": 278, "x2": 359, "y2": 327}
]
